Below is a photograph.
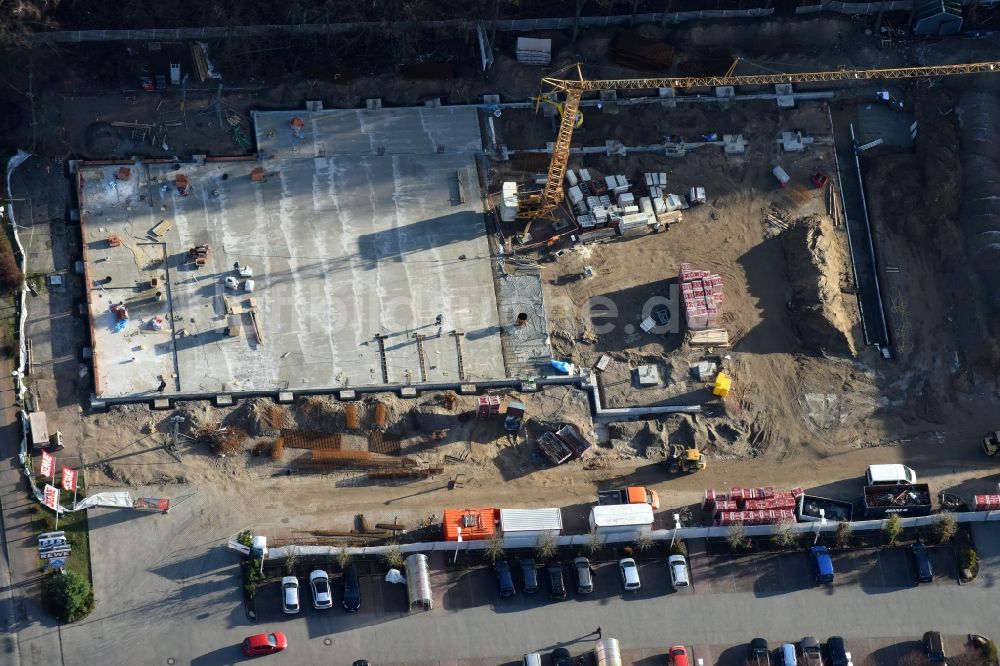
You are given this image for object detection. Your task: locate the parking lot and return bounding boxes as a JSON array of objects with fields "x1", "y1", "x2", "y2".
[
  {"x1": 244, "y1": 546, "x2": 968, "y2": 665},
  {"x1": 58, "y1": 496, "x2": 997, "y2": 666}
]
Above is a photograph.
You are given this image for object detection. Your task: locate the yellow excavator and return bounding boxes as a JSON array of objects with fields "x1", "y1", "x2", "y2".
[
  {"x1": 517, "y1": 60, "x2": 1000, "y2": 241},
  {"x1": 665, "y1": 443, "x2": 706, "y2": 473}
]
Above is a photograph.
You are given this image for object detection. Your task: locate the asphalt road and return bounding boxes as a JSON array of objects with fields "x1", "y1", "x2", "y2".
[{"x1": 54, "y1": 489, "x2": 1000, "y2": 666}]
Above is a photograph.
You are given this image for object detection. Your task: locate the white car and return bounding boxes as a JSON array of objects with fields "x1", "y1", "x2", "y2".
[
  {"x1": 668, "y1": 554, "x2": 690, "y2": 589},
  {"x1": 309, "y1": 569, "x2": 332, "y2": 609},
  {"x1": 619, "y1": 557, "x2": 641, "y2": 591},
  {"x1": 281, "y1": 576, "x2": 300, "y2": 614}
]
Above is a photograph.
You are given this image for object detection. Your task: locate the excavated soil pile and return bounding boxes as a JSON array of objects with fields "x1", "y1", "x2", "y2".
[{"x1": 782, "y1": 215, "x2": 857, "y2": 357}]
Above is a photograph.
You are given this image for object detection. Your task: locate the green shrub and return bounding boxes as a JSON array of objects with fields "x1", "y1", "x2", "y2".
[
  {"x1": 237, "y1": 530, "x2": 253, "y2": 547},
  {"x1": 44, "y1": 570, "x2": 95, "y2": 622},
  {"x1": 883, "y1": 514, "x2": 902, "y2": 545},
  {"x1": 960, "y1": 548, "x2": 979, "y2": 572}
]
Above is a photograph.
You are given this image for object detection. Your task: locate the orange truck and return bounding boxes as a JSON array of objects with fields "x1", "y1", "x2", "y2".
[{"x1": 598, "y1": 486, "x2": 660, "y2": 510}]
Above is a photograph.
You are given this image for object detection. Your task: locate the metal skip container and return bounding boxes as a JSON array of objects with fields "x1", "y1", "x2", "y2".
[
  {"x1": 404, "y1": 553, "x2": 433, "y2": 611},
  {"x1": 594, "y1": 638, "x2": 622, "y2": 666}
]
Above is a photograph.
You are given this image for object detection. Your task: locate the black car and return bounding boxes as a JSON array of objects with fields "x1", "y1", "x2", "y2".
[
  {"x1": 909, "y1": 543, "x2": 934, "y2": 583},
  {"x1": 827, "y1": 636, "x2": 849, "y2": 666},
  {"x1": 747, "y1": 637, "x2": 771, "y2": 665},
  {"x1": 546, "y1": 561, "x2": 566, "y2": 599},
  {"x1": 494, "y1": 560, "x2": 516, "y2": 597},
  {"x1": 924, "y1": 631, "x2": 946, "y2": 662},
  {"x1": 551, "y1": 648, "x2": 572, "y2": 666},
  {"x1": 342, "y1": 563, "x2": 361, "y2": 612},
  {"x1": 520, "y1": 557, "x2": 539, "y2": 594}
]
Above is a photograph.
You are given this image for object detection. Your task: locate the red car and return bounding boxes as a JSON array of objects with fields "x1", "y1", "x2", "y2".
[
  {"x1": 242, "y1": 632, "x2": 287, "y2": 657},
  {"x1": 668, "y1": 645, "x2": 690, "y2": 666}
]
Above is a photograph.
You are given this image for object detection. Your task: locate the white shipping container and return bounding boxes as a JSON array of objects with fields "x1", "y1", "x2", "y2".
[
  {"x1": 616, "y1": 174, "x2": 628, "y2": 188},
  {"x1": 500, "y1": 508, "x2": 563, "y2": 535},
  {"x1": 639, "y1": 197, "x2": 654, "y2": 215},
  {"x1": 580, "y1": 168, "x2": 592, "y2": 181},
  {"x1": 605, "y1": 175, "x2": 618, "y2": 189},
  {"x1": 589, "y1": 504, "x2": 654, "y2": 535},
  {"x1": 659, "y1": 172, "x2": 667, "y2": 186},
  {"x1": 644, "y1": 173, "x2": 653, "y2": 187},
  {"x1": 618, "y1": 192, "x2": 635, "y2": 206},
  {"x1": 566, "y1": 169, "x2": 578, "y2": 187},
  {"x1": 568, "y1": 185, "x2": 585, "y2": 204}
]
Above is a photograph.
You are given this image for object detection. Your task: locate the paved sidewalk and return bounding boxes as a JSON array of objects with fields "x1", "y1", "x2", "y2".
[{"x1": 0, "y1": 357, "x2": 64, "y2": 665}]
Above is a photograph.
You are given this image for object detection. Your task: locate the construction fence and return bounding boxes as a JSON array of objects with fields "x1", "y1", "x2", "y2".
[{"x1": 263, "y1": 509, "x2": 1000, "y2": 561}]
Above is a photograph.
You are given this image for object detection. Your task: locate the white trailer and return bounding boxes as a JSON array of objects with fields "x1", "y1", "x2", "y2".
[{"x1": 499, "y1": 508, "x2": 563, "y2": 548}]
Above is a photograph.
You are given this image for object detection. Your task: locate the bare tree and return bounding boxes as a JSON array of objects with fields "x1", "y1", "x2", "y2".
[
  {"x1": 933, "y1": 512, "x2": 957, "y2": 544},
  {"x1": 727, "y1": 522, "x2": 746, "y2": 551},
  {"x1": 770, "y1": 518, "x2": 798, "y2": 550},
  {"x1": 634, "y1": 533, "x2": 655, "y2": 553},
  {"x1": 485, "y1": 532, "x2": 506, "y2": 563},
  {"x1": 535, "y1": 532, "x2": 557, "y2": 560},
  {"x1": 835, "y1": 521, "x2": 853, "y2": 549},
  {"x1": 383, "y1": 544, "x2": 404, "y2": 570}
]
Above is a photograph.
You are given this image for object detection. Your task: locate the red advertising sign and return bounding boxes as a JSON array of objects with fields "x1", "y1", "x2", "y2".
[
  {"x1": 61, "y1": 467, "x2": 77, "y2": 492},
  {"x1": 133, "y1": 497, "x2": 170, "y2": 512},
  {"x1": 43, "y1": 484, "x2": 60, "y2": 511},
  {"x1": 40, "y1": 450, "x2": 54, "y2": 478}
]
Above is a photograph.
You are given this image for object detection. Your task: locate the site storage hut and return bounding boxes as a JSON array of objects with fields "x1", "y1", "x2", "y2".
[
  {"x1": 442, "y1": 508, "x2": 499, "y2": 541},
  {"x1": 404, "y1": 553, "x2": 433, "y2": 611},
  {"x1": 498, "y1": 508, "x2": 563, "y2": 548}
]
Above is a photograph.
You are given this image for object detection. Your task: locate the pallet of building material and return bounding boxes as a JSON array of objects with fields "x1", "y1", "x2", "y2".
[
  {"x1": 686, "y1": 328, "x2": 730, "y2": 347},
  {"x1": 613, "y1": 31, "x2": 675, "y2": 72},
  {"x1": 190, "y1": 43, "x2": 210, "y2": 82},
  {"x1": 655, "y1": 210, "x2": 683, "y2": 226},
  {"x1": 280, "y1": 430, "x2": 343, "y2": 450},
  {"x1": 367, "y1": 467, "x2": 443, "y2": 480},
  {"x1": 310, "y1": 449, "x2": 402, "y2": 466},
  {"x1": 579, "y1": 227, "x2": 617, "y2": 244}
]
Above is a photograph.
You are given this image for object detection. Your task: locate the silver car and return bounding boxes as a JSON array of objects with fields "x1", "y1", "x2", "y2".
[
  {"x1": 281, "y1": 576, "x2": 300, "y2": 614},
  {"x1": 668, "y1": 554, "x2": 690, "y2": 589},
  {"x1": 309, "y1": 569, "x2": 332, "y2": 609},
  {"x1": 619, "y1": 557, "x2": 641, "y2": 591}
]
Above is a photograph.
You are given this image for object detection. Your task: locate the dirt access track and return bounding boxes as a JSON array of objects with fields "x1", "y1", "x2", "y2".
[{"x1": 10, "y1": 14, "x2": 1000, "y2": 539}]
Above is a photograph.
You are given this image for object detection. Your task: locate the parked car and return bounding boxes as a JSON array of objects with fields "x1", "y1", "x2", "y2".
[
  {"x1": 667, "y1": 645, "x2": 690, "y2": 666},
  {"x1": 668, "y1": 554, "x2": 690, "y2": 589},
  {"x1": 800, "y1": 637, "x2": 823, "y2": 666},
  {"x1": 809, "y1": 546, "x2": 834, "y2": 584},
  {"x1": 780, "y1": 643, "x2": 797, "y2": 666},
  {"x1": 281, "y1": 576, "x2": 300, "y2": 614},
  {"x1": 923, "y1": 631, "x2": 946, "y2": 662},
  {"x1": 619, "y1": 557, "x2": 641, "y2": 591},
  {"x1": 573, "y1": 556, "x2": 594, "y2": 594},
  {"x1": 242, "y1": 631, "x2": 287, "y2": 657},
  {"x1": 546, "y1": 561, "x2": 567, "y2": 599},
  {"x1": 551, "y1": 647, "x2": 573, "y2": 666},
  {"x1": 310, "y1": 569, "x2": 333, "y2": 609},
  {"x1": 909, "y1": 543, "x2": 934, "y2": 583},
  {"x1": 342, "y1": 563, "x2": 361, "y2": 612},
  {"x1": 522, "y1": 653, "x2": 542, "y2": 666},
  {"x1": 520, "y1": 557, "x2": 539, "y2": 594},
  {"x1": 748, "y1": 637, "x2": 771, "y2": 665},
  {"x1": 827, "y1": 636, "x2": 849, "y2": 666},
  {"x1": 495, "y1": 560, "x2": 516, "y2": 597}
]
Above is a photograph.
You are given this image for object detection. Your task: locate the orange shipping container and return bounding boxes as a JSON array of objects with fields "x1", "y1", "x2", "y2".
[{"x1": 442, "y1": 508, "x2": 499, "y2": 541}]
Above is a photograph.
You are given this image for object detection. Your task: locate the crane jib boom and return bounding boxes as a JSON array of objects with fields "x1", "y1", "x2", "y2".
[
  {"x1": 520, "y1": 61, "x2": 1000, "y2": 236},
  {"x1": 542, "y1": 61, "x2": 1000, "y2": 92}
]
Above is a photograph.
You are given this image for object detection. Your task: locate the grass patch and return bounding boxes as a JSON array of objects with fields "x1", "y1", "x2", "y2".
[{"x1": 31, "y1": 500, "x2": 91, "y2": 585}]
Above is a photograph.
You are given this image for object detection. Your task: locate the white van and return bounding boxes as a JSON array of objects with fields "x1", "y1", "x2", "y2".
[{"x1": 866, "y1": 464, "x2": 916, "y2": 486}]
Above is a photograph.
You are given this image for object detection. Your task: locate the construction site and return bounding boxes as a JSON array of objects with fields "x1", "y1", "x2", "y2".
[{"x1": 10, "y1": 10, "x2": 1000, "y2": 541}]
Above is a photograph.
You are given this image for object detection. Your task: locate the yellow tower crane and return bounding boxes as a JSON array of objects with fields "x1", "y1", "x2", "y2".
[{"x1": 519, "y1": 60, "x2": 1000, "y2": 239}]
